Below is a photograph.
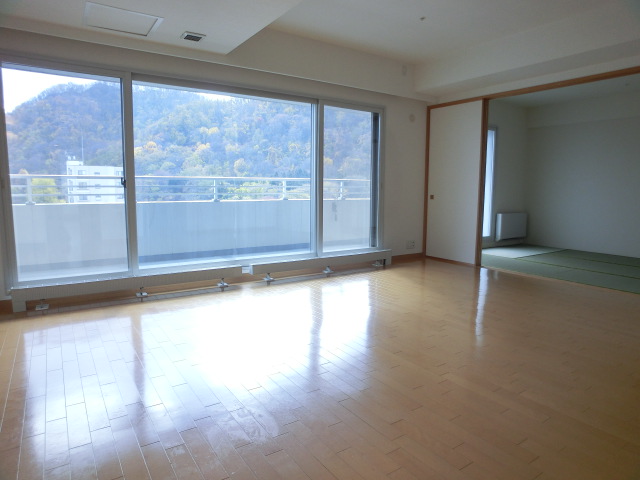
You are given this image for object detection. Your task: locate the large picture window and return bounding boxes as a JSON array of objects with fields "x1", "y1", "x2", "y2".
[
  {"x1": 0, "y1": 61, "x2": 383, "y2": 288},
  {"x1": 132, "y1": 82, "x2": 313, "y2": 268}
]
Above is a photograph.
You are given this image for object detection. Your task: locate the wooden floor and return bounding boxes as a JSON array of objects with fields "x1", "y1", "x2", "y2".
[{"x1": 0, "y1": 259, "x2": 639, "y2": 480}]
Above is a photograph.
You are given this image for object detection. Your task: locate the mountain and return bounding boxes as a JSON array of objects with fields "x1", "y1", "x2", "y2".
[{"x1": 5, "y1": 81, "x2": 372, "y2": 179}]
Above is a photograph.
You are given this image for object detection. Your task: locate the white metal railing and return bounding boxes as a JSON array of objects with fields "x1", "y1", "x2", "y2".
[{"x1": 9, "y1": 174, "x2": 371, "y2": 204}]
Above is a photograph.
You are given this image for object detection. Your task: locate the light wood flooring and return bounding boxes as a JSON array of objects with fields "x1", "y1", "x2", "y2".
[{"x1": 0, "y1": 259, "x2": 639, "y2": 479}]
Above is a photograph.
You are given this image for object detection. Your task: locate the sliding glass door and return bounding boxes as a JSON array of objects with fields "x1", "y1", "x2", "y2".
[
  {"x1": 322, "y1": 105, "x2": 380, "y2": 252},
  {"x1": 1, "y1": 65, "x2": 128, "y2": 283},
  {"x1": 132, "y1": 82, "x2": 313, "y2": 268}
]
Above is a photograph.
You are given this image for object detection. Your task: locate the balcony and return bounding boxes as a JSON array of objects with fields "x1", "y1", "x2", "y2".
[
  {"x1": 9, "y1": 174, "x2": 373, "y2": 283},
  {"x1": 11, "y1": 173, "x2": 371, "y2": 204}
]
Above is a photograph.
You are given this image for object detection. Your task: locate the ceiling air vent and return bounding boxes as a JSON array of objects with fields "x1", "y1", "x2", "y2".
[{"x1": 181, "y1": 32, "x2": 205, "y2": 42}]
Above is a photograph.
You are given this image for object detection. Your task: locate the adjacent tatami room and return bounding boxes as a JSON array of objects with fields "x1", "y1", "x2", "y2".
[
  {"x1": 480, "y1": 76, "x2": 640, "y2": 293},
  {"x1": 0, "y1": 0, "x2": 639, "y2": 479}
]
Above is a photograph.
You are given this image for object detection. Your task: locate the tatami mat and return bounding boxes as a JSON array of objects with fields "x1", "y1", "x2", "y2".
[
  {"x1": 552, "y1": 249, "x2": 640, "y2": 267},
  {"x1": 520, "y1": 253, "x2": 640, "y2": 279},
  {"x1": 481, "y1": 246, "x2": 640, "y2": 294}
]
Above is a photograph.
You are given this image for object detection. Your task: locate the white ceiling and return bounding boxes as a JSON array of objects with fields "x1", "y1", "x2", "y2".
[
  {"x1": 1, "y1": 0, "x2": 639, "y2": 101},
  {"x1": 0, "y1": 0, "x2": 305, "y2": 55},
  {"x1": 270, "y1": 0, "x2": 605, "y2": 64}
]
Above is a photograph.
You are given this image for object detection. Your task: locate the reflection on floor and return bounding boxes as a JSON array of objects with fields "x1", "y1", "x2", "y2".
[
  {"x1": 1, "y1": 259, "x2": 640, "y2": 479},
  {"x1": 482, "y1": 244, "x2": 640, "y2": 294}
]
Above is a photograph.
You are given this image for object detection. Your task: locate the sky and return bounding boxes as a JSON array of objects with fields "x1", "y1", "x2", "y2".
[
  {"x1": 1, "y1": 67, "x2": 95, "y2": 113},
  {"x1": 1, "y1": 67, "x2": 234, "y2": 113}
]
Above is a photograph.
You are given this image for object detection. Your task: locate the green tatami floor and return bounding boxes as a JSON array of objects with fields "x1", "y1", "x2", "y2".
[{"x1": 482, "y1": 245, "x2": 640, "y2": 294}]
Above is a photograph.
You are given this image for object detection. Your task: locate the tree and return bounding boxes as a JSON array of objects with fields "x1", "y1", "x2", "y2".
[
  {"x1": 31, "y1": 177, "x2": 64, "y2": 204},
  {"x1": 5, "y1": 81, "x2": 345, "y2": 180}
]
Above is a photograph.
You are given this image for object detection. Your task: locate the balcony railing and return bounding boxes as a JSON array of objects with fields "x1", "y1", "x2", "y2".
[{"x1": 9, "y1": 174, "x2": 371, "y2": 204}]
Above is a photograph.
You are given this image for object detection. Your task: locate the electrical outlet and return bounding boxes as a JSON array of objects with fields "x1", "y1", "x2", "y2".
[{"x1": 406, "y1": 240, "x2": 416, "y2": 250}]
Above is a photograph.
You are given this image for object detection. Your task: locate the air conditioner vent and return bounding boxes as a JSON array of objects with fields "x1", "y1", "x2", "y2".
[{"x1": 181, "y1": 32, "x2": 205, "y2": 42}]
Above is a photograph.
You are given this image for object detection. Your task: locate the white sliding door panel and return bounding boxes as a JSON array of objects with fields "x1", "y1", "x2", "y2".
[{"x1": 426, "y1": 101, "x2": 484, "y2": 264}]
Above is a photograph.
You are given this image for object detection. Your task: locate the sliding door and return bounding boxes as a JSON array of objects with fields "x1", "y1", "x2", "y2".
[
  {"x1": 425, "y1": 101, "x2": 485, "y2": 265},
  {"x1": 1, "y1": 65, "x2": 128, "y2": 283},
  {"x1": 322, "y1": 105, "x2": 380, "y2": 253},
  {"x1": 132, "y1": 81, "x2": 313, "y2": 268}
]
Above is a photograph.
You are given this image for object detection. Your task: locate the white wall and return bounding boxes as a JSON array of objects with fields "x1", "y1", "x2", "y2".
[
  {"x1": 525, "y1": 91, "x2": 640, "y2": 257},
  {"x1": 0, "y1": 29, "x2": 427, "y2": 297},
  {"x1": 383, "y1": 97, "x2": 427, "y2": 253},
  {"x1": 486, "y1": 101, "x2": 528, "y2": 246},
  {"x1": 426, "y1": 101, "x2": 484, "y2": 264}
]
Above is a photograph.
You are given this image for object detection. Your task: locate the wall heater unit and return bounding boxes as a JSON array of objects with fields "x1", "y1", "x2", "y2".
[
  {"x1": 249, "y1": 249, "x2": 392, "y2": 279},
  {"x1": 495, "y1": 213, "x2": 527, "y2": 242},
  {"x1": 11, "y1": 265, "x2": 243, "y2": 312}
]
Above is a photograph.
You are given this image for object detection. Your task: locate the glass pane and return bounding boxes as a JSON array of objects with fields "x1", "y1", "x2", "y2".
[
  {"x1": 2, "y1": 66, "x2": 128, "y2": 283},
  {"x1": 323, "y1": 106, "x2": 375, "y2": 252},
  {"x1": 132, "y1": 83, "x2": 313, "y2": 268}
]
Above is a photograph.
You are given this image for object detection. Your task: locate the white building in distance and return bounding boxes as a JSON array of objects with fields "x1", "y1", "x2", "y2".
[{"x1": 66, "y1": 160, "x2": 124, "y2": 203}]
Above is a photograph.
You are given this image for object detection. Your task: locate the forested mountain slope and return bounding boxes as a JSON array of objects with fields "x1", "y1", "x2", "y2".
[{"x1": 5, "y1": 83, "x2": 371, "y2": 179}]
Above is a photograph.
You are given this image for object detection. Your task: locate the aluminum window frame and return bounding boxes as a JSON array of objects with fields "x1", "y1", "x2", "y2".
[
  {"x1": 319, "y1": 100, "x2": 384, "y2": 255},
  {"x1": 0, "y1": 57, "x2": 133, "y2": 288},
  {"x1": 130, "y1": 76, "x2": 319, "y2": 269},
  {"x1": 0, "y1": 55, "x2": 386, "y2": 290}
]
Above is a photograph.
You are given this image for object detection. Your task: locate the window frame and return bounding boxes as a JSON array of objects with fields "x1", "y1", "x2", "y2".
[
  {"x1": 130, "y1": 76, "x2": 319, "y2": 271},
  {"x1": 0, "y1": 57, "x2": 132, "y2": 289},
  {"x1": 318, "y1": 100, "x2": 384, "y2": 255},
  {"x1": 0, "y1": 55, "x2": 386, "y2": 291}
]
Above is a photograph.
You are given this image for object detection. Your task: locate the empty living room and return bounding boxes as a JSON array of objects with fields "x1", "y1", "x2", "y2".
[{"x1": 0, "y1": 0, "x2": 639, "y2": 478}]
